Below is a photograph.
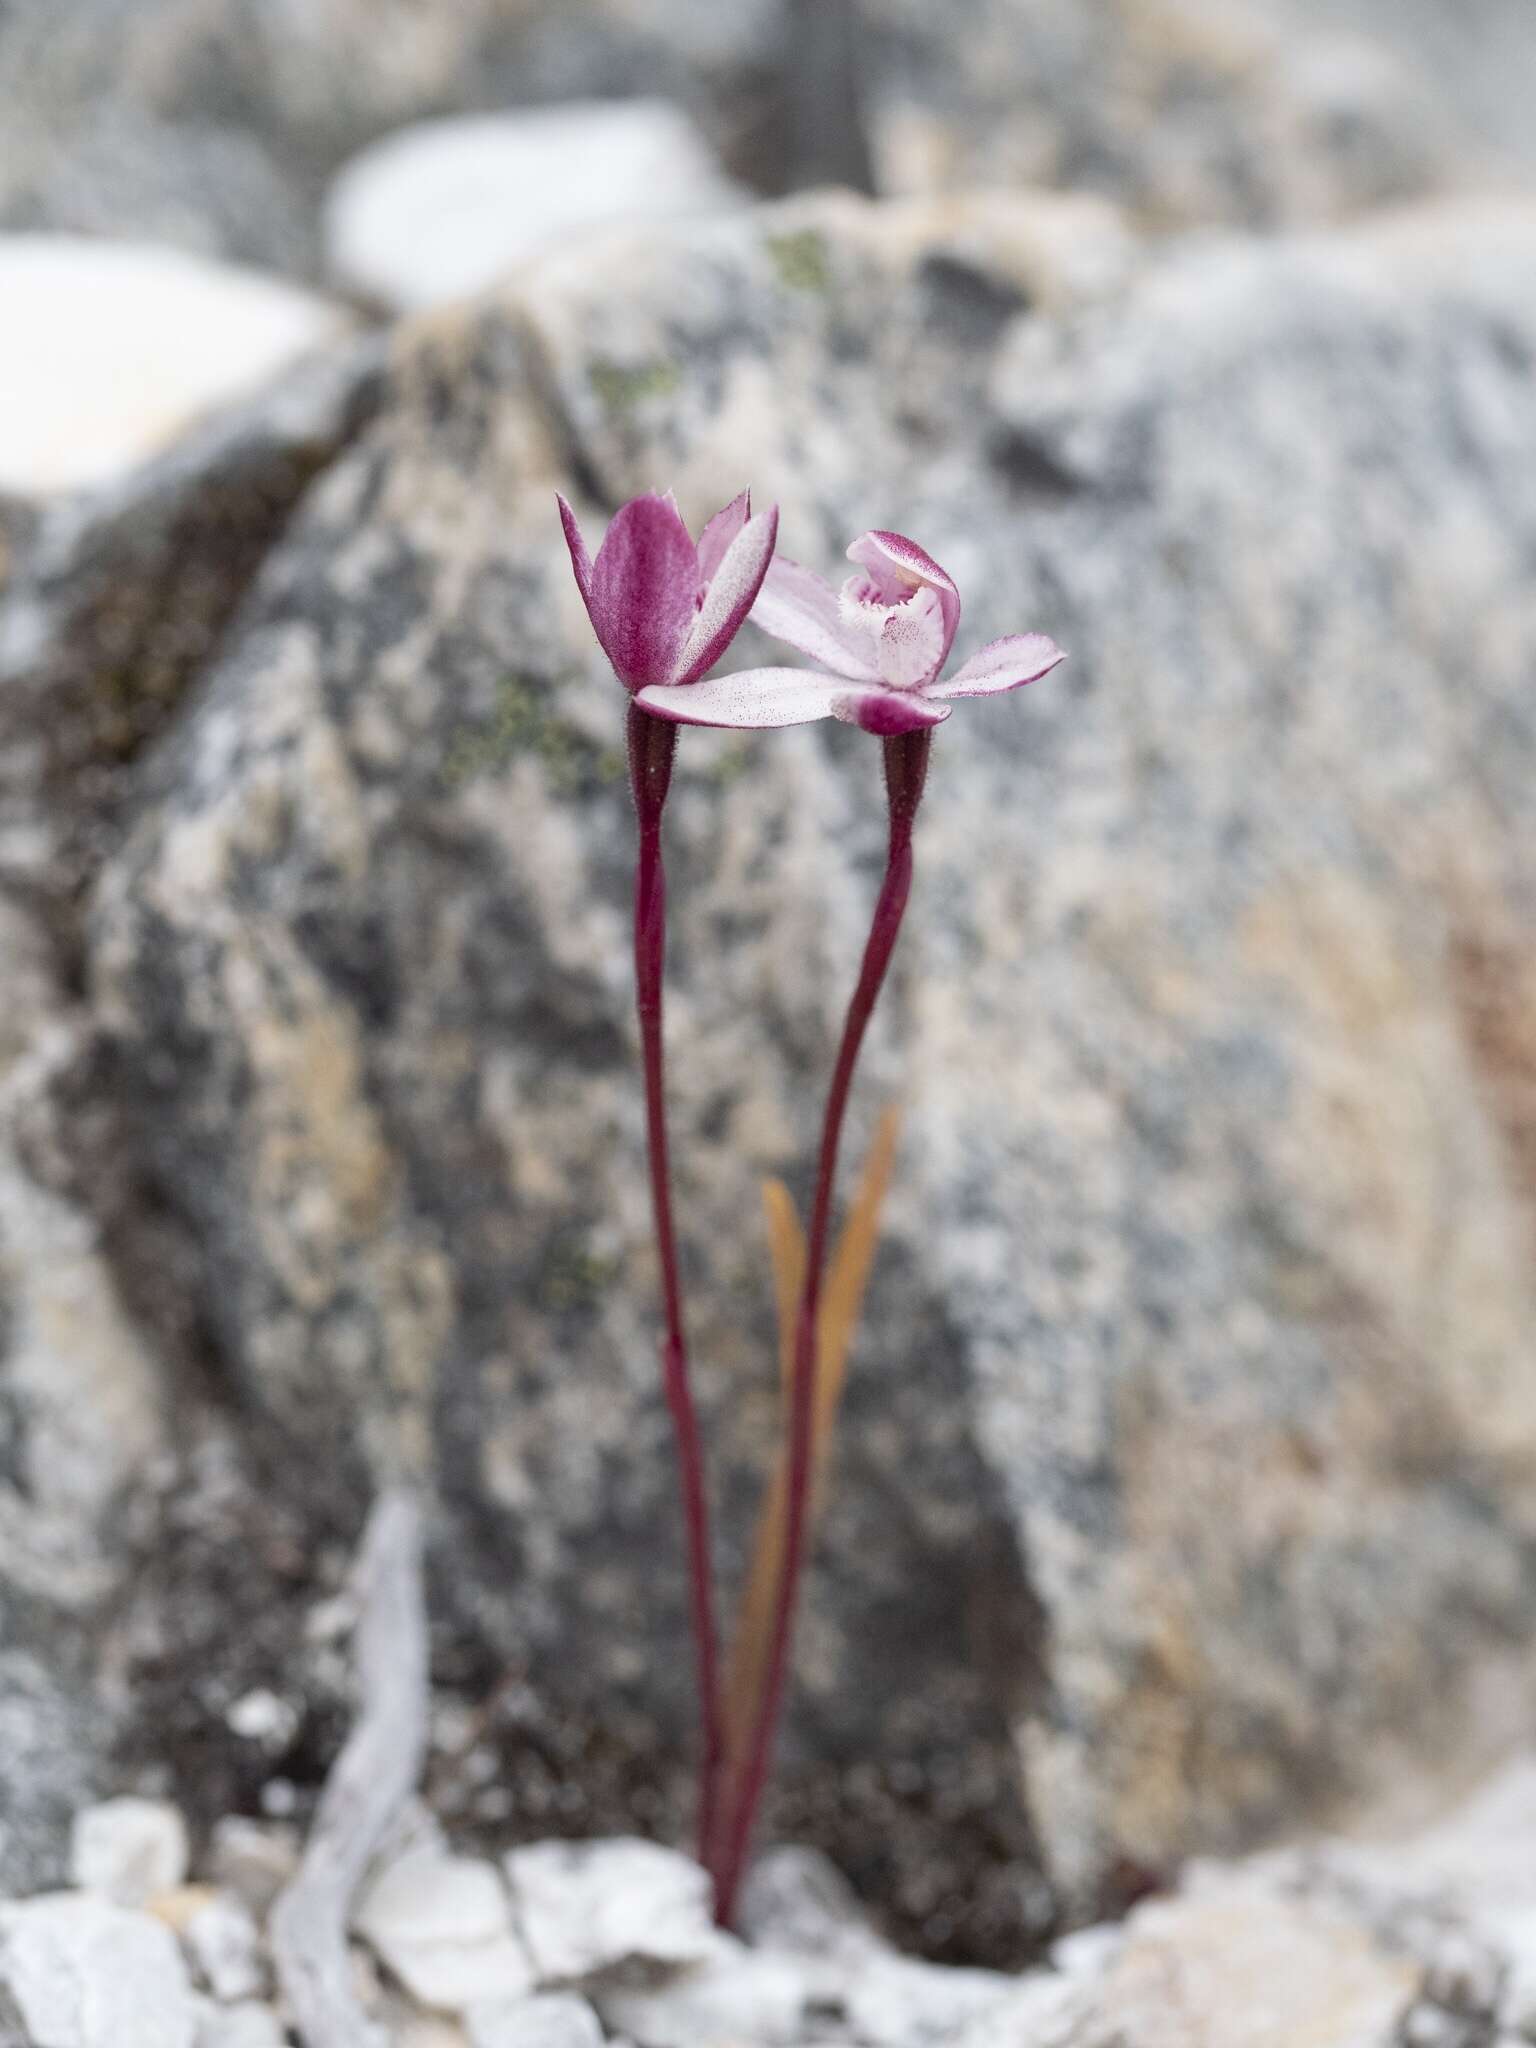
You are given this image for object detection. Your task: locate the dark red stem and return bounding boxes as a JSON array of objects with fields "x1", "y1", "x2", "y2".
[
  {"x1": 627, "y1": 700, "x2": 724, "y2": 1876},
  {"x1": 713, "y1": 727, "x2": 932, "y2": 1924}
]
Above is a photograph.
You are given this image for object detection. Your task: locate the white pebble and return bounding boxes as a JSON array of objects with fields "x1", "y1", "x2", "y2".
[
  {"x1": 193, "y1": 2001, "x2": 288, "y2": 2048},
  {"x1": 504, "y1": 1838, "x2": 718, "y2": 1984},
  {"x1": 354, "y1": 1848, "x2": 534, "y2": 2012},
  {"x1": 70, "y1": 1798, "x2": 190, "y2": 1907},
  {"x1": 207, "y1": 1818, "x2": 300, "y2": 1915},
  {"x1": 0, "y1": 1893, "x2": 196, "y2": 2048},
  {"x1": 225, "y1": 1689, "x2": 300, "y2": 1747},
  {"x1": 184, "y1": 1892, "x2": 265, "y2": 2003},
  {"x1": 467, "y1": 1991, "x2": 605, "y2": 2048}
]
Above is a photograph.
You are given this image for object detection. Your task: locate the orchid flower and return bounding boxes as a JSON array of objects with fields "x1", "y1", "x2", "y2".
[
  {"x1": 707, "y1": 532, "x2": 1065, "y2": 1923},
  {"x1": 633, "y1": 528, "x2": 1063, "y2": 733},
  {"x1": 556, "y1": 487, "x2": 778, "y2": 1892},
  {"x1": 557, "y1": 488, "x2": 780, "y2": 696}
]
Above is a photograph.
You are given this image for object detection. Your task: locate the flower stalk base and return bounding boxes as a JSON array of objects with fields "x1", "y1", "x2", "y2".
[
  {"x1": 713, "y1": 728, "x2": 932, "y2": 1924},
  {"x1": 628, "y1": 701, "x2": 726, "y2": 1882}
]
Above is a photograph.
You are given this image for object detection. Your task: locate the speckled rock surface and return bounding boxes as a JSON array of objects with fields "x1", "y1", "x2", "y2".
[
  {"x1": 0, "y1": 333, "x2": 384, "y2": 927},
  {"x1": 0, "y1": 889, "x2": 174, "y2": 1896},
  {"x1": 859, "y1": 0, "x2": 1455, "y2": 225},
  {"x1": 0, "y1": 332, "x2": 387, "y2": 1900},
  {"x1": 61, "y1": 184, "x2": 1536, "y2": 1964},
  {"x1": 1, "y1": 0, "x2": 1532, "y2": 276},
  {"x1": 0, "y1": 0, "x2": 778, "y2": 274}
]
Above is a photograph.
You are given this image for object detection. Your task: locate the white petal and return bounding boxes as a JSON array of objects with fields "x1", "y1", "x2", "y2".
[
  {"x1": 673, "y1": 506, "x2": 779, "y2": 685},
  {"x1": 635, "y1": 667, "x2": 848, "y2": 729},
  {"x1": 695, "y1": 490, "x2": 751, "y2": 583},
  {"x1": 928, "y1": 634, "x2": 1066, "y2": 698},
  {"x1": 750, "y1": 556, "x2": 881, "y2": 680}
]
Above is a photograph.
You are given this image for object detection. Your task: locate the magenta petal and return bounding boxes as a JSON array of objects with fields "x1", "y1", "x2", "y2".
[
  {"x1": 847, "y1": 530, "x2": 961, "y2": 668},
  {"x1": 634, "y1": 667, "x2": 848, "y2": 729},
  {"x1": 556, "y1": 493, "x2": 594, "y2": 607},
  {"x1": 751, "y1": 555, "x2": 881, "y2": 681},
  {"x1": 673, "y1": 505, "x2": 780, "y2": 686},
  {"x1": 929, "y1": 634, "x2": 1066, "y2": 699},
  {"x1": 696, "y1": 490, "x2": 751, "y2": 585},
  {"x1": 588, "y1": 492, "x2": 700, "y2": 689},
  {"x1": 832, "y1": 686, "x2": 951, "y2": 735}
]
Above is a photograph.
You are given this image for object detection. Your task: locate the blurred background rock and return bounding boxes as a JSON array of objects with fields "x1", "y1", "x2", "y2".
[{"x1": 0, "y1": 0, "x2": 1534, "y2": 1980}]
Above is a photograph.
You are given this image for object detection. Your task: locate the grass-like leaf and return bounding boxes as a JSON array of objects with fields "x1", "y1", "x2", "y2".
[{"x1": 720, "y1": 1108, "x2": 901, "y2": 1774}]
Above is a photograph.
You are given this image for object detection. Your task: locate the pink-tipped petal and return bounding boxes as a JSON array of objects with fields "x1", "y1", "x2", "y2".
[
  {"x1": 588, "y1": 491, "x2": 700, "y2": 689},
  {"x1": 635, "y1": 667, "x2": 849, "y2": 729},
  {"x1": 847, "y1": 529, "x2": 961, "y2": 668},
  {"x1": 929, "y1": 633, "x2": 1067, "y2": 699},
  {"x1": 696, "y1": 490, "x2": 751, "y2": 584},
  {"x1": 556, "y1": 493, "x2": 594, "y2": 606},
  {"x1": 673, "y1": 505, "x2": 780, "y2": 686},
  {"x1": 832, "y1": 686, "x2": 952, "y2": 735},
  {"x1": 751, "y1": 555, "x2": 882, "y2": 681},
  {"x1": 875, "y1": 585, "x2": 949, "y2": 688}
]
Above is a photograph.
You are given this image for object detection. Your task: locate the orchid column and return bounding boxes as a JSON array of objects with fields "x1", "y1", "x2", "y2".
[
  {"x1": 638, "y1": 528, "x2": 1063, "y2": 1920},
  {"x1": 558, "y1": 487, "x2": 778, "y2": 1873}
]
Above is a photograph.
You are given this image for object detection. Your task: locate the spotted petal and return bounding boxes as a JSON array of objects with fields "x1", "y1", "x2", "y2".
[
  {"x1": 875, "y1": 585, "x2": 949, "y2": 688},
  {"x1": 751, "y1": 555, "x2": 882, "y2": 681},
  {"x1": 674, "y1": 505, "x2": 780, "y2": 686},
  {"x1": 635, "y1": 667, "x2": 852, "y2": 729},
  {"x1": 928, "y1": 634, "x2": 1066, "y2": 699},
  {"x1": 586, "y1": 491, "x2": 700, "y2": 689},
  {"x1": 847, "y1": 530, "x2": 961, "y2": 670}
]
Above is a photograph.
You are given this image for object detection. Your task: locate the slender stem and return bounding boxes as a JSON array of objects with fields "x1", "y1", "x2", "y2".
[
  {"x1": 713, "y1": 728, "x2": 932, "y2": 1924},
  {"x1": 627, "y1": 700, "x2": 724, "y2": 1877}
]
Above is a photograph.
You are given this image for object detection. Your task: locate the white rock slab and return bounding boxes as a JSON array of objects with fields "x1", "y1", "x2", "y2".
[
  {"x1": 504, "y1": 1838, "x2": 717, "y2": 1984},
  {"x1": 354, "y1": 1847, "x2": 534, "y2": 2012},
  {"x1": 0, "y1": 1893, "x2": 197, "y2": 2048},
  {"x1": 69, "y1": 1797, "x2": 190, "y2": 1906},
  {"x1": 323, "y1": 103, "x2": 744, "y2": 312},
  {"x1": 466, "y1": 1992, "x2": 605, "y2": 2048},
  {"x1": 0, "y1": 236, "x2": 348, "y2": 498}
]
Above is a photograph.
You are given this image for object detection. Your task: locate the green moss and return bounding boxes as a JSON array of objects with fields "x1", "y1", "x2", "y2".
[
  {"x1": 766, "y1": 228, "x2": 831, "y2": 294},
  {"x1": 443, "y1": 672, "x2": 625, "y2": 796},
  {"x1": 541, "y1": 1242, "x2": 622, "y2": 1312},
  {"x1": 588, "y1": 357, "x2": 681, "y2": 414}
]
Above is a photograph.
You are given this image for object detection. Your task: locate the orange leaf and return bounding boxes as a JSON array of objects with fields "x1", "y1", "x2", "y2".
[{"x1": 721, "y1": 1112, "x2": 900, "y2": 1772}]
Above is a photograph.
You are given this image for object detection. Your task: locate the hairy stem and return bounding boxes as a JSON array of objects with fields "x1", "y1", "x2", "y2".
[
  {"x1": 628, "y1": 700, "x2": 724, "y2": 1876},
  {"x1": 714, "y1": 727, "x2": 932, "y2": 1923}
]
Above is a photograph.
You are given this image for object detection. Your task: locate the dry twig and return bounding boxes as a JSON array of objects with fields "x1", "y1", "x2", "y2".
[{"x1": 270, "y1": 1487, "x2": 429, "y2": 2048}]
